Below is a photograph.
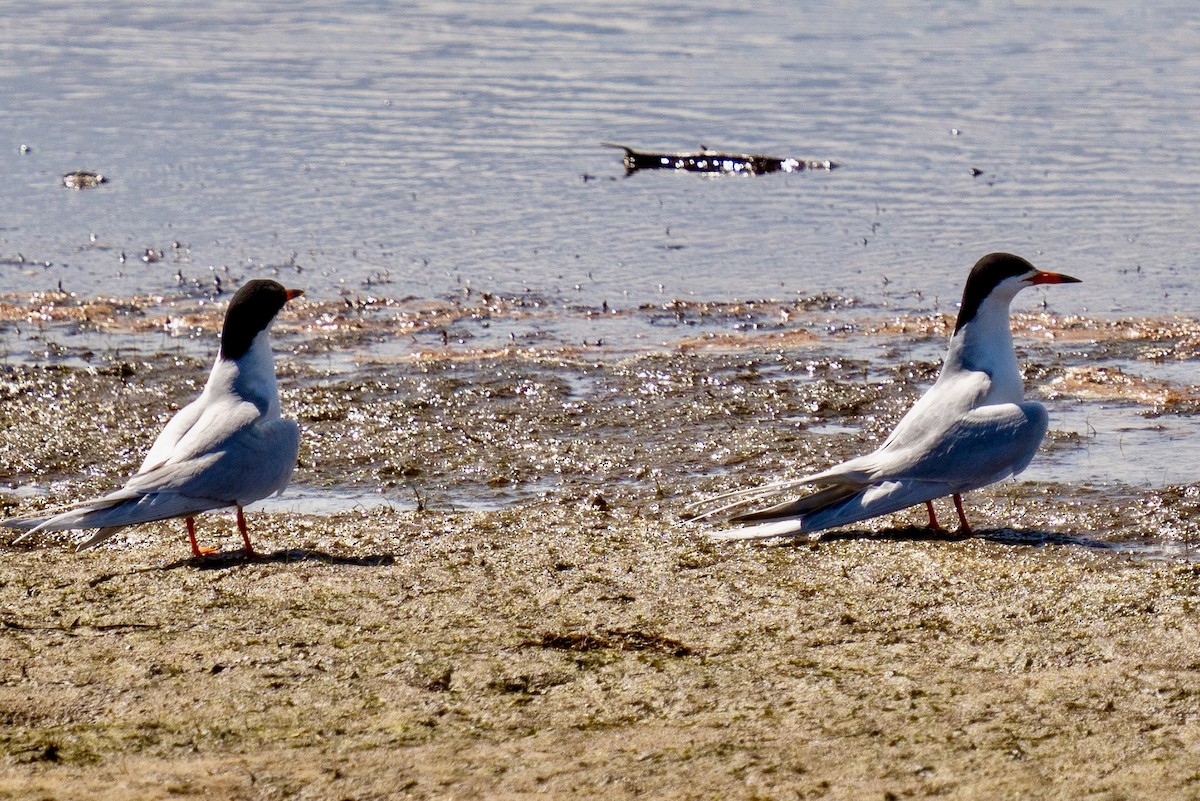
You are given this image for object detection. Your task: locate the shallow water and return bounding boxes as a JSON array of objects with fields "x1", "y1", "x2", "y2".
[{"x1": 3, "y1": 1, "x2": 1200, "y2": 315}]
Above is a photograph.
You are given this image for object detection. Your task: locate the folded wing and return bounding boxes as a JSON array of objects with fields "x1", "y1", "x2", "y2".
[
  {"x1": 5, "y1": 400, "x2": 299, "y2": 549},
  {"x1": 701, "y1": 401, "x2": 1049, "y2": 541}
]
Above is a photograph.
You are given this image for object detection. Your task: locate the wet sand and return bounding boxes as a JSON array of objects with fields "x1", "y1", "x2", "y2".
[{"x1": 1, "y1": 292, "x2": 1199, "y2": 798}]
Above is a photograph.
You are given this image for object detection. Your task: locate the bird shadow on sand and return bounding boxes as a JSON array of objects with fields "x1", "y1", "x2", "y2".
[
  {"x1": 87, "y1": 549, "x2": 396, "y2": 585},
  {"x1": 166, "y1": 548, "x2": 398, "y2": 571},
  {"x1": 805, "y1": 525, "x2": 1124, "y2": 553}
]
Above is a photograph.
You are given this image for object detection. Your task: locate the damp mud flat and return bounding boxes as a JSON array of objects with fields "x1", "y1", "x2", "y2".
[{"x1": 1, "y1": 301, "x2": 1200, "y2": 798}]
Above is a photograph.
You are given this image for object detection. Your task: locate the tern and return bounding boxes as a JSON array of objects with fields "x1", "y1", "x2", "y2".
[
  {"x1": 691, "y1": 253, "x2": 1079, "y2": 541},
  {"x1": 2, "y1": 279, "x2": 303, "y2": 557}
]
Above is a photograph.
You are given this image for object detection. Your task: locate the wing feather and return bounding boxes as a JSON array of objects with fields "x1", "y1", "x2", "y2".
[{"x1": 703, "y1": 400, "x2": 1049, "y2": 541}]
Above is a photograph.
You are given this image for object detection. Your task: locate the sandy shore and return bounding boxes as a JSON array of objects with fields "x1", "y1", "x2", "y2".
[
  {"x1": 1, "y1": 297, "x2": 1199, "y2": 798},
  {"x1": 1, "y1": 499, "x2": 1199, "y2": 800}
]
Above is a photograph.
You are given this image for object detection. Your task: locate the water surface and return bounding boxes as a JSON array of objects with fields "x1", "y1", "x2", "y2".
[{"x1": 3, "y1": 1, "x2": 1199, "y2": 315}]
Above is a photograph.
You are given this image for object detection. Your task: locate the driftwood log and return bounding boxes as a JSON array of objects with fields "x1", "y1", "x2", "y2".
[{"x1": 603, "y1": 143, "x2": 836, "y2": 175}]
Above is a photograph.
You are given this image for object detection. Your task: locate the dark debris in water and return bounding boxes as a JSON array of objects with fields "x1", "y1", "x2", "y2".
[
  {"x1": 61, "y1": 171, "x2": 107, "y2": 190},
  {"x1": 603, "y1": 142, "x2": 837, "y2": 175}
]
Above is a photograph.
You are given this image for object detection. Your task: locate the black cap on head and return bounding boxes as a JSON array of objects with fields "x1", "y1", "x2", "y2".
[
  {"x1": 953, "y1": 253, "x2": 1037, "y2": 333},
  {"x1": 219, "y1": 279, "x2": 301, "y2": 360}
]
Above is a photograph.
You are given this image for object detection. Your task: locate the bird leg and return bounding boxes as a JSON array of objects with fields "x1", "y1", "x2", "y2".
[
  {"x1": 186, "y1": 516, "x2": 217, "y2": 557},
  {"x1": 924, "y1": 500, "x2": 944, "y2": 531},
  {"x1": 236, "y1": 506, "x2": 259, "y2": 557},
  {"x1": 952, "y1": 494, "x2": 973, "y2": 535}
]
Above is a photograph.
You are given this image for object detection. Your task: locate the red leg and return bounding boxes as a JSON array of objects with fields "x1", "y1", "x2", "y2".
[
  {"x1": 925, "y1": 500, "x2": 943, "y2": 530},
  {"x1": 236, "y1": 506, "x2": 259, "y2": 557},
  {"x1": 187, "y1": 516, "x2": 216, "y2": 557},
  {"x1": 952, "y1": 493, "x2": 972, "y2": 535}
]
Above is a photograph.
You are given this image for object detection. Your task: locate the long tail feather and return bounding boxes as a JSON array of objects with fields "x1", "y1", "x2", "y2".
[
  {"x1": 707, "y1": 517, "x2": 812, "y2": 541},
  {"x1": 75, "y1": 526, "x2": 130, "y2": 551},
  {"x1": 708, "y1": 480, "x2": 948, "y2": 542},
  {"x1": 729, "y1": 483, "x2": 861, "y2": 523},
  {"x1": 7, "y1": 492, "x2": 136, "y2": 543},
  {"x1": 684, "y1": 476, "x2": 822, "y2": 521},
  {"x1": 7, "y1": 489, "x2": 217, "y2": 546}
]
